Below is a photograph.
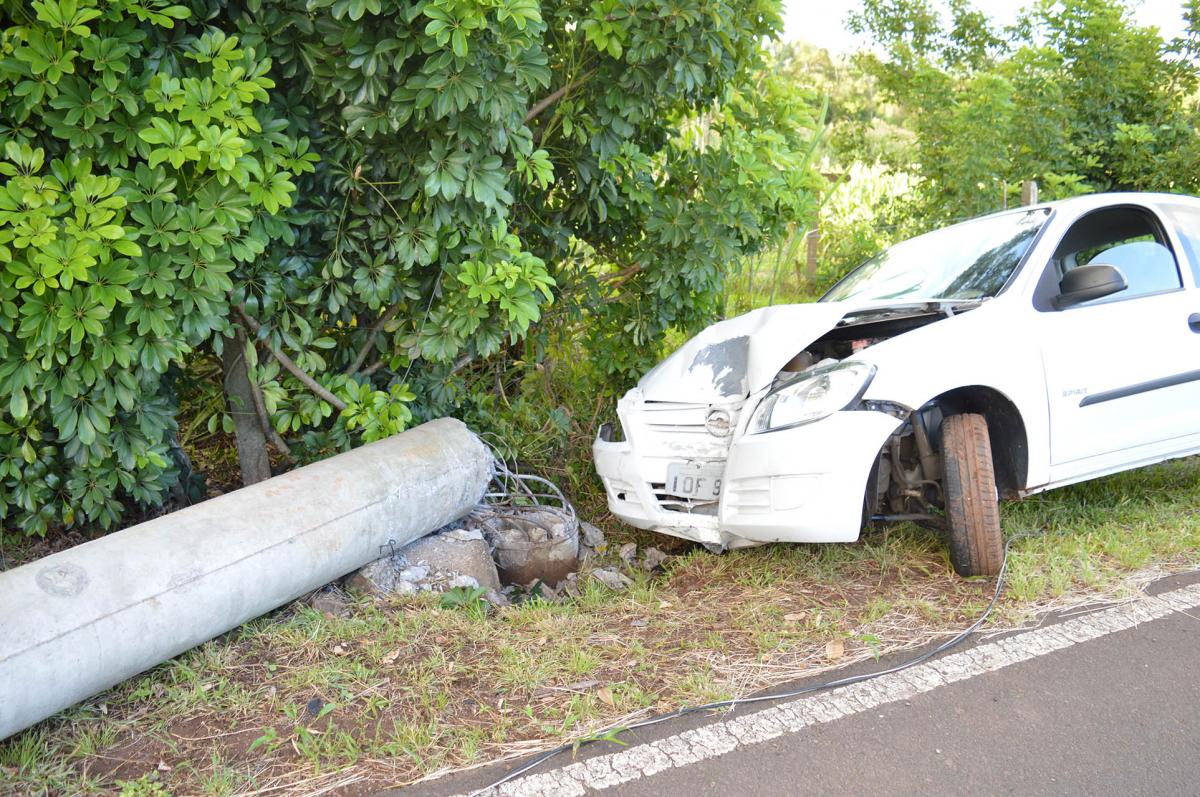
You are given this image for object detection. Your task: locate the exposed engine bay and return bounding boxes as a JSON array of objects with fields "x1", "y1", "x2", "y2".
[
  {"x1": 783, "y1": 303, "x2": 976, "y2": 371},
  {"x1": 768, "y1": 303, "x2": 986, "y2": 527}
]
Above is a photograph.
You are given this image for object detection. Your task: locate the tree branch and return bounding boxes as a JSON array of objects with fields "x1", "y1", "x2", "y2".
[
  {"x1": 524, "y1": 69, "x2": 596, "y2": 124},
  {"x1": 599, "y1": 262, "x2": 642, "y2": 285},
  {"x1": 346, "y1": 302, "x2": 401, "y2": 376},
  {"x1": 247, "y1": 373, "x2": 293, "y2": 460},
  {"x1": 234, "y1": 305, "x2": 349, "y2": 413},
  {"x1": 220, "y1": 332, "x2": 272, "y2": 485}
]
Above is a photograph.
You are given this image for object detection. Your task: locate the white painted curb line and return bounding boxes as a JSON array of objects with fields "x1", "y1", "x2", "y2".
[{"x1": 464, "y1": 582, "x2": 1200, "y2": 797}]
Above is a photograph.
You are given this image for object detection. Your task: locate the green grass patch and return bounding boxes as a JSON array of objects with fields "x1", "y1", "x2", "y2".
[{"x1": 2, "y1": 457, "x2": 1198, "y2": 796}]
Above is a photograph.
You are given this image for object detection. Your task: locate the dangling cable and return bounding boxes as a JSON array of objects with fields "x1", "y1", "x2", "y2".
[{"x1": 468, "y1": 532, "x2": 1035, "y2": 796}]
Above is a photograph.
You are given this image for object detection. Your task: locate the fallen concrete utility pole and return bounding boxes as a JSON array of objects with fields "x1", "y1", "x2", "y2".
[{"x1": 0, "y1": 418, "x2": 492, "y2": 741}]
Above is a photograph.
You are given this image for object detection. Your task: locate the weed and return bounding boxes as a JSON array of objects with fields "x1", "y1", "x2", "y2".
[
  {"x1": 116, "y1": 773, "x2": 170, "y2": 797},
  {"x1": 858, "y1": 633, "x2": 884, "y2": 661},
  {"x1": 572, "y1": 726, "x2": 629, "y2": 753},
  {"x1": 439, "y1": 586, "x2": 491, "y2": 619},
  {"x1": 246, "y1": 727, "x2": 281, "y2": 756}
]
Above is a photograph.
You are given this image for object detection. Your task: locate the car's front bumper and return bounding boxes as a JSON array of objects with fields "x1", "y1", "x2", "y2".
[{"x1": 593, "y1": 391, "x2": 903, "y2": 549}]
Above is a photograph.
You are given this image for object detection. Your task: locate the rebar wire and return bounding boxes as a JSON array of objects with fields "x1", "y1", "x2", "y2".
[{"x1": 476, "y1": 443, "x2": 577, "y2": 525}]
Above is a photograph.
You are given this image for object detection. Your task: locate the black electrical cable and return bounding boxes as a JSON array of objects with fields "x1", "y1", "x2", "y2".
[{"x1": 468, "y1": 533, "x2": 1032, "y2": 797}]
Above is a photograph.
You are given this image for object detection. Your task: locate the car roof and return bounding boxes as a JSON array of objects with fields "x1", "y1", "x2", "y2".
[
  {"x1": 1025, "y1": 191, "x2": 1200, "y2": 215},
  {"x1": 948, "y1": 192, "x2": 1200, "y2": 231}
]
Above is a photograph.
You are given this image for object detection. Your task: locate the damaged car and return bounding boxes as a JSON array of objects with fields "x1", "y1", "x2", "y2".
[{"x1": 594, "y1": 192, "x2": 1200, "y2": 576}]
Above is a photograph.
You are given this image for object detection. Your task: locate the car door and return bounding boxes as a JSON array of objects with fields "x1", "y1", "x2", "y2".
[{"x1": 1035, "y1": 203, "x2": 1200, "y2": 483}]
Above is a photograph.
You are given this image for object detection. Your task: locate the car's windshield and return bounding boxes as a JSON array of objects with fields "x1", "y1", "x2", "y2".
[{"x1": 821, "y1": 209, "x2": 1050, "y2": 303}]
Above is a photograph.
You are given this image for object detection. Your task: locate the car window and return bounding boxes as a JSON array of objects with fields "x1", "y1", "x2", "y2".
[
  {"x1": 1160, "y1": 203, "x2": 1200, "y2": 286},
  {"x1": 1047, "y1": 206, "x2": 1181, "y2": 305},
  {"x1": 821, "y1": 209, "x2": 1048, "y2": 303}
]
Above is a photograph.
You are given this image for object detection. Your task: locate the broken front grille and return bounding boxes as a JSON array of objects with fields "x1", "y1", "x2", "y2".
[
  {"x1": 648, "y1": 482, "x2": 720, "y2": 515},
  {"x1": 635, "y1": 399, "x2": 743, "y2": 455},
  {"x1": 629, "y1": 399, "x2": 745, "y2": 515}
]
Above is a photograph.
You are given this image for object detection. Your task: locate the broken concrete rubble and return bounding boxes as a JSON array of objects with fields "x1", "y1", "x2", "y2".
[
  {"x1": 579, "y1": 521, "x2": 606, "y2": 554},
  {"x1": 477, "y1": 507, "x2": 580, "y2": 587},
  {"x1": 347, "y1": 526, "x2": 502, "y2": 598},
  {"x1": 641, "y1": 546, "x2": 670, "y2": 572},
  {"x1": 337, "y1": 461, "x2": 624, "y2": 612},
  {"x1": 308, "y1": 586, "x2": 352, "y2": 618},
  {"x1": 341, "y1": 507, "x2": 666, "y2": 611},
  {"x1": 589, "y1": 567, "x2": 633, "y2": 591},
  {"x1": 612, "y1": 542, "x2": 672, "y2": 574},
  {"x1": 405, "y1": 528, "x2": 503, "y2": 592}
]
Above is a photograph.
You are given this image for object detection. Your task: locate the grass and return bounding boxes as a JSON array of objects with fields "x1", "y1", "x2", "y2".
[{"x1": 2, "y1": 454, "x2": 1198, "y2": 796}]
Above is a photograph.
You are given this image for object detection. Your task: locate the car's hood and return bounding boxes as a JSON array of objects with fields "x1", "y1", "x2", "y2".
[{"x1": 638, "y1": 303, "x2": 849, "y2": 403}]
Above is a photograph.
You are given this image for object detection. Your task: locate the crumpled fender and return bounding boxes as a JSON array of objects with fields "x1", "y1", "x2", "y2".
[{"x1": 638, "y1": 303, "x2": 848, "y2": 403}]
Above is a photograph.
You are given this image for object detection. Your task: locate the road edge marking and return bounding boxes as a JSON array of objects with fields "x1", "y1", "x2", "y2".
[{"x1": 463, "y1": 582, "x2": 1200, "y2": 797}]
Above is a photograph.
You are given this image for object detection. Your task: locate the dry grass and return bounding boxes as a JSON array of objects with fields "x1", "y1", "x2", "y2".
[{"x1": 2, "y1": 456, "x2": 1199, "y2": 797}]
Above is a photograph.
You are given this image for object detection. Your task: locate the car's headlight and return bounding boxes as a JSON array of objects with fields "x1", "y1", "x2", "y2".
[{"x1": 747, "y1": 362, "x2": 877, "y2": 434}]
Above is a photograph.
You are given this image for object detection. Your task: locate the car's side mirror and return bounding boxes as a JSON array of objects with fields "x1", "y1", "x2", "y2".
[{"x1": 1053, "y1": 263, "x2": 1129, "y2": 309}]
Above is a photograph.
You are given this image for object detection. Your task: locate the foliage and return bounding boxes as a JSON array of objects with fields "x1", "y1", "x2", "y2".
[
  {"x1": 439, "y1": 584, "x2": 490, "y2": 619},
  {"x1": 848, "y1": 0, "x2": 1200, "y2": 223},
  {"x1": 233, "y1": 0, "x2": 823, "y2": 406},
  {"x1": 721, "y1": 163, "x2": 919, "y2": 314},
  {"x1": 115, "y1": 772, "x2": 170, "y2": 797},
  {"x1": 775, "y1": 40, "x2": 916, "y2": 168},
  {"x1": 0, "y1": 0, "x2": 823, "y2": 535},
  {"x1": 0, "y1": 0, "x2": 310, "y2": 534},
  {"x1": 816, "y1": 162, "x2": 918, "y2": 290},
  {"x1": 724, "y1": 225, "x2": 809, "y2": 315}
]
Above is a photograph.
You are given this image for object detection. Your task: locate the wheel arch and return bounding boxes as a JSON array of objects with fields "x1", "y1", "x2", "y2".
[{"x1": 931, "y1": 385, "x2": 1029, "y2": 499}]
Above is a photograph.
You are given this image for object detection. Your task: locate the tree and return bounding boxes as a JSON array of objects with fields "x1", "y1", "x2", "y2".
[
  {"x1": 0, "y1": 0, "x2": 823, "y2": 535},
  {"x1": 775, "y1": 40, "x2": 917, "y2": 169},
  {"x1": 230, "y1": 0, "x2": 823, "y2": 402},
  {"x1": 848, "y1": 0, "x2": 1200, "y2": 222},
  {"x1": 0, "y1": 1, "x2": 312, "y2": 532}
]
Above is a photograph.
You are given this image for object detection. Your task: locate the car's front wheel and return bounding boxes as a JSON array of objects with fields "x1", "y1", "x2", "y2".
[{"x1": 940, "y1": 413, "x2": 1004, "y2": 577}]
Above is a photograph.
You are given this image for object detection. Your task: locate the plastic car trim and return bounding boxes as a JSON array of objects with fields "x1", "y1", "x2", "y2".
[{"x1": 1078, "y1": 368, "x2": 1200, "y2": 407}]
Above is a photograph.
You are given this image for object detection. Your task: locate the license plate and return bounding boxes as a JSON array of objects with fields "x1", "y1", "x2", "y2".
[{"x1": 665, "y1": 462, "x2": 724, "y2": 499}]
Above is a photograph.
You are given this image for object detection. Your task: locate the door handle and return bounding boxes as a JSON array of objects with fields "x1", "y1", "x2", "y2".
[{"x1": 1191, "y1": 313, "x2": 1200, "y2": 333}]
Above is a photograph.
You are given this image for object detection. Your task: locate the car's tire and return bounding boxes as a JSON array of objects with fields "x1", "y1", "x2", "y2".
[{"x1": 940, "y1": 413, "x2": 1004, "y2": 577}]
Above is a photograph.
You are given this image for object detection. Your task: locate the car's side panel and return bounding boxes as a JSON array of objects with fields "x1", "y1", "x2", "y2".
[
  {"x1": 1020, "y1": 199, "x2": 1200, "y2": 482},
  {"x1": 1036, "y1": 289, "x2": 1200, "y2": 477},
  {"x1": 1027, "y1": 433, "x2": 1200, "y2": 494}
]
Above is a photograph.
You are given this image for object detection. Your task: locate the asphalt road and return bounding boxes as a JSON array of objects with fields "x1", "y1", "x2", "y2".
[
  {"x1": 618, "y1": 594, "x2": 1200, "y2": 796},
  {"x1": 393, "y1": 570, "x2": 1200, "y2": 797}
]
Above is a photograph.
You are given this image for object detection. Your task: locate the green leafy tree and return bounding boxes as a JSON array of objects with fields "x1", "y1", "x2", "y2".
[
  {"x1": 848, "y1": 0, "x2": 1200, "y2": 222},
  {"x1": 231, "y1": 0, "x2": 822, "y2": 398},
  {"x1": 0, "y1": 0, "x2": 822, "y2": 536},
  {"x1": 775, "y1": 40, "x2": 916, "y2": 168},
  {"x1": 0, "y1": 0, "x2": 313, "y2": 533}
]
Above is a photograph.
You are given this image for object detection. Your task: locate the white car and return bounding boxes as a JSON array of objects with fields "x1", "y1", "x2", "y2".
[{"x1": 593, "y1": 192, "x2": 1200, "y2": 576}]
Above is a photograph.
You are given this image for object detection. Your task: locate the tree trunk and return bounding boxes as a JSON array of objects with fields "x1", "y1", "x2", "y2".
[{"x1": 221, "y1": 330, "x2": 272, "y2": 486}]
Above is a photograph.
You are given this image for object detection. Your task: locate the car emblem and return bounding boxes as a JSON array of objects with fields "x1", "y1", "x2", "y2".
[{"x1": 705, "y1": 408, "x2": 733, "y2": 437}]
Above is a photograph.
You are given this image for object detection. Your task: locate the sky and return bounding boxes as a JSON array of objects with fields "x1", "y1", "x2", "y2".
[{"x1": 783, "y1": 0, "x2": 1191, "y2": 52}]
